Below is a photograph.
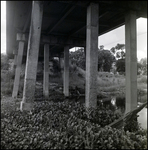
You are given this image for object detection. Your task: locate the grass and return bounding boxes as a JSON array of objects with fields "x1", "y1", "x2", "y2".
[
  {"x1": 1, "y1": 63, "x2": 147, "y2": 102},
  {"x1": 1, "y1": 70, "x2": 14, "y2": 96}
]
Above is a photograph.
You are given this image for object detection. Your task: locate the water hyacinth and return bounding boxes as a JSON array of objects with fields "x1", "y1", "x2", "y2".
[{"x1": 1, "y1": 100, "x2": 147, "y2": 149}]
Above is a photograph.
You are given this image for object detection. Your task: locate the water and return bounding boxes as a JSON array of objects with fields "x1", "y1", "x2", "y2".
[
  {"x1": 105, "y1": 97, "x2": 147, "y2": 130},
  {"x1": 138, "y1": 107, "x2": 147, "y2": 130},
  {"x1": 77, "y1": 96, "x2": 147, "y2": 130}
]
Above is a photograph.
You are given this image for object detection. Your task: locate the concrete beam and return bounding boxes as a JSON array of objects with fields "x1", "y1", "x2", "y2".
[
  {"x1": 20, "y1": 1, "x2": 43, "y2": 111},
  {"x1": 67, "y1": 12, "x2": 109, "y2": 37},
  {"x1": 125, "y1": 11, "x2": 137, "y2": 114},
  {"x1": 63, "y1": 46, "x2": 69, "y2": 97},
  {"x1": 85, "y1": 3, "x2": 98, "y2": 109},
  {"x1": 43, "y1": 44, "x2": 49, "y2": 99},
  {"x1": 17, "y1": 33, "x2": 86, "y2": 47},
  {"x1": 41, "y1": 35, "x2": 86, "y2": 47}
]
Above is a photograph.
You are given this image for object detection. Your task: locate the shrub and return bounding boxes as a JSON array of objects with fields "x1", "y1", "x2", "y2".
[
  {"x1": 116, "y1": 58, "x2": 125, "y2": 73},
  {"x1": 137, "y1": 75, "x2": 147, "y2": 84},
  {"x1": 98, "y1": 50, "x2": 116, "y2": 72},
  {"x1": 124, "y1": 115, "x2": 141, "y2": 132},
  {"x1": 1, "y1": 82, "x2": 13, "y2": 96},
  {"x1": 69, "y1": 49, "x2": 85, "y2": 70},
  {"x1": 1, "y1": 53, "x2": 9, "y2": 70},
  {"x1": 1, "y1": 70, "x2": 14, "y2": 96}
]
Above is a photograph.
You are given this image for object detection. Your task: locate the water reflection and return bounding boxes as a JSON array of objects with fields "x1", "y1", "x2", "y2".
[
  {"x1": 101, "y1": 96, "x2": 125, "y2": 113},
  {"x1": 103, "y1": 96, "x2": 147, "y2": 130},
  {"x1": 138, "y1": 107, "x2": 147, "y2": 130},
  {"x1": 74, "y1": 96, "x2": 147, "y2": 129}
]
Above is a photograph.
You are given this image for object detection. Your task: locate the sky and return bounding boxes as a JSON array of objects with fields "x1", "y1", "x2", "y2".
[{"x1": 1, "y1": 1, "x2": 147, "y2": 61}]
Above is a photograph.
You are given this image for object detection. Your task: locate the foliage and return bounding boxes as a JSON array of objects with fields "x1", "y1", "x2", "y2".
[
  {"x1": 137, "y1": 75, "x2": 147, "y2": 84},
  {"x1": 69, "y1": 48, "x2": 116, "y2": 72},
  {"x1": 110, "y1": 44, "x2": 126, "y2": 75},
  {"x1": 1, "y1": 100, "x2": 147, "y2": 149},
  {"x1": 49, "y1": 58, "x2": 61, "y2": 74},
  {"x1": 111, "y1": 43, "x2": 125, "y2": 59},
  {"x1": 138, "y1": 58, "x2": 147, "y2": 75},
  {"x1": 98, "y1": 49, "x2": 116, "y2": 72},
  {"x1": 1, "y1": 70, "x2": 15, "y2": 96},
  {"x1": 115, "y1": 58, "x2": 146, "y2": 75},
  {"x1": 111, "y1": 44, "x2": 147, "y2": 75},
  {"x1": 124, "y1": 115, "x2": 141, "y2": 132},
  {"x1": 69, "y1": 49, "x2": 85, "y2": 70},
  {"x1": 116, "y1": 58, "x2": 125, "y2": 73},
  {"x1": 1, "y1": 53, "x2": 9, "y2": 70}
]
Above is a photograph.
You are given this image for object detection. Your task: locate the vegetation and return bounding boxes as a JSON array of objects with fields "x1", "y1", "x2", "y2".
[
  {"x1": 111, "y1": 43, "x2": 147, "y2": 75},
  {"x1": 1, "y1": 53, "x2": 9, "y2": 70},
  {"x1": 1, "y1": 52, "x2": 147, "y2": 149},
  {"x1": 98, "y1": 49, "x2": 116, "y2": 72},
  {"x1": 69, "y1": 48, "x2": 85, "y2": 70},
  {"x1": 1, "y1": 100, "x2": 147, "y2": 149},
  {"x1": 116, "y1": 58, "x2": 125, "y2": 73},
  {"x1": 138, "y1": 58, "x2": 147, "y2": 75}
]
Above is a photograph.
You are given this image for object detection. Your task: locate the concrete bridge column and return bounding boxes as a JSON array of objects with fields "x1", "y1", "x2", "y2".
[
  {"x1": 84, "y1": 46, "x2": 86, "y2": 59},
  {"x1": 64, "y1": 45, "x2": 69, "y2": 97},
  {"x1": 13, "y1": 49, "x2": 18, "y2": 69},
  {"x1": 20, "y1": 1, "x2": 43, "y2": 111},
  {"x1": 12, "y1": 33, "x2": 25, "y2": 98},
  {"x1": 58, "y1": 53, "x2": 64, "y2": 69},
  {"x1": 125, "y1": 11, "x2": 137, "y2": 113},
  {"x1": 43, "y1": 44, "x2": 49, "y2": 99},
  {"x1": 59, "y1": 57, "x2": 64, "y2": 70},
  {"x1": 85, "y1": 3, "x2": 98, "y2": 109}
]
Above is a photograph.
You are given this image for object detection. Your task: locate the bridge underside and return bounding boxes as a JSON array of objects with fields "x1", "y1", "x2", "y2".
[{"x1": 6, "y1": 1, "x2": 147, "y2": 113}]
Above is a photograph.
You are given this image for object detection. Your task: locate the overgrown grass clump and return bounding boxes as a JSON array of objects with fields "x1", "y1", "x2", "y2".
[
  {"x1": 1, "y1": 70, "x2": 14, "y2": 96},
  {"x1": 1, "y1": 100, "x2": 147, "y2": 149}
]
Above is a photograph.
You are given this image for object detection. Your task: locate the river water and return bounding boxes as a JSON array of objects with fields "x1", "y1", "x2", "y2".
[
  {"x1": 138, "y1": 107, "x2": 147, "y2": 130},
  {"x1": 109, "y1": 97, "x2": 147, "y2": 130},
  {"x1": 74, "y1": 96, "x2": 147, "y2": 130}
]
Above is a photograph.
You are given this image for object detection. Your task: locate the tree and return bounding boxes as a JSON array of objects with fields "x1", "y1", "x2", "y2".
[
  {"x1": 98, "y1": 48, "x2": 116, "y2": 72},
  {"x1": 110, "y1": 43, "x2": 125, "y2": 74},
  {"x1": 138, "y1": 58, "x2": 147, "y2": 75},
  {"x1": 111, "y1": 43, "x2": 147, "y2": 75},
  {"x1": 116, "y1": 58, "x2": 125, "y2": 73},
  {"x1": 69, "y1": 48, "x2": 85, "y2": 70}
]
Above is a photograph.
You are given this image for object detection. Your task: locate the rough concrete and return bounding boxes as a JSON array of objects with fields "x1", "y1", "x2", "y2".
[
  {"x1": 85, "y1": 3, "x2": 98, "y2": 109},
  {"x1": 125, "y1": 11, "x2": 137, "y2": 113},
  {"x1": 20, "y1": 1, "x2": 43, "y2": 111},
  {"x1": 12, "y1": 40, "x2": 25, "y2": 98},
  {"x1": 13, "y1": 49, "x2": 18, "y2": 69},
  {"x1": 43, "y1": 44, "x2": 49, "y2": 99},
  {"x1": 64, "y1": 46, "x2": 69, "y2": 96}
]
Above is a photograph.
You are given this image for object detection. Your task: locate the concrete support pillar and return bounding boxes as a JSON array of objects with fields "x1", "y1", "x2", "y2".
[
  {"x1": 64, "y1": 46, "x2": 69, "y2": 96},
  {"x1": 12, "y1": 34, "x2": 25, "y2": 98},
  {"x1": 85, "y1": 3, "x2": 98, "y2": 109},
  {"x1": 84, "y1": 46, "x2": 86, "y2": 70},
  {"x1": 43, "y1": 44, "x2": 49, "y2": 99},
  {"x1": 20, "y1": 1, "x2": 43, "y2": 111},
  {"x1": 13, "y1": 49, "x2": 18, "y2": 69},
  {"x1": 59, "y1": 56, "x2": 64, "y2": 70},
  {"x1": 125, "y1": 11, "x2": 137, "y2": 113},
  {"x1": 84, "y1": 46, "x2": 86, "y2": 59}
]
